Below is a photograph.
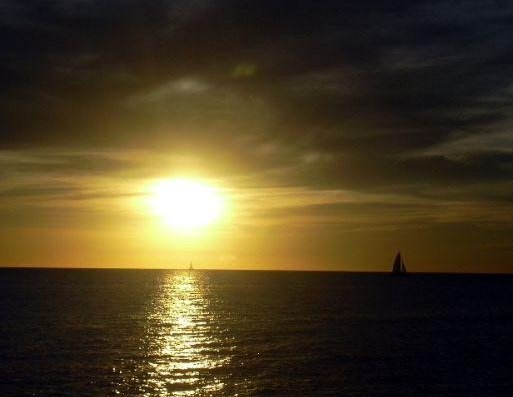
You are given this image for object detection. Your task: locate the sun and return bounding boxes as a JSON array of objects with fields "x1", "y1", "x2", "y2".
[{"x1": 148, "y1": 179, "x2": 224, "y2": 231}]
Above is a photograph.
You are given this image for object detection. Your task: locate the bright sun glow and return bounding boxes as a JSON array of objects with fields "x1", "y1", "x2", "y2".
[{"x1": 149, "y1": 179, "x2": 224, "y2": 231}]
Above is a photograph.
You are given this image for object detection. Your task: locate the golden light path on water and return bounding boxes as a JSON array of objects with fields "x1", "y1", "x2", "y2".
[{"x1": 144, "y1": 271, "x2": 230, "y2": 396}]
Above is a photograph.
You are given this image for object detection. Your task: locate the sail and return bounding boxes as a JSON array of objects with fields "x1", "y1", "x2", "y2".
[
  {"x1": 392, "y1": 252, "x2": 407, "y2": 275},
  {"x1": 392, "y1": 253, "x2": 402, "y2": 273},
  {"x1": 400, "y1": 259, "x2": 407, "y2": 273}
]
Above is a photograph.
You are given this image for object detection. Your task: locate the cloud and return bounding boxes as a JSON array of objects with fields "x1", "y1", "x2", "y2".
[
  {"x1": 418, "y1": 130, "x2": 513, "y2": 159},
  {"x1": 128, "y1": 77, "x2": 210, "y2": 105}
]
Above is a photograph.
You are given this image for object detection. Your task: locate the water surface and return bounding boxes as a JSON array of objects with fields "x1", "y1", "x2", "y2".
[{"x1": 0, "y1": 270, "x2": 511, "y2": 396}]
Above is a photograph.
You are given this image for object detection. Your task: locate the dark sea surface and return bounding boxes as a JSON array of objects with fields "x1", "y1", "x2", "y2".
[{"x1": 0, "y1": 269, "x2": 511, "y2": 397}]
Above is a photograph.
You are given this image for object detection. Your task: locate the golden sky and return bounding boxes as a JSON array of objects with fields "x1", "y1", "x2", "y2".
[
  {"x1": 0, "y1": 1, "x2": 511, "y2": 272},
  {"x1": 0, "y1": 149, "x2": 509, "y2": 272}
]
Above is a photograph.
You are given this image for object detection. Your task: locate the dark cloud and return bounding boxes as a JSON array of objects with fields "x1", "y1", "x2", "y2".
[{"x1": 1, "y1": 0, "x2": 510, "y2": 149}]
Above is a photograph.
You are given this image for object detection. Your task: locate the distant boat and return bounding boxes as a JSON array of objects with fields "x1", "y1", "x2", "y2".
[
  {"x1": 391, "y1": 252, "x2": 407, "y2": 275},
  {"x1": 188, "y1": 262, "x2": 193, "y2": 271}
]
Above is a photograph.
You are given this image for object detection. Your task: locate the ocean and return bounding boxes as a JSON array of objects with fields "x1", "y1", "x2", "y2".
[{"x1": 0, "y1": 269, "x2": 510, "y2": 397}]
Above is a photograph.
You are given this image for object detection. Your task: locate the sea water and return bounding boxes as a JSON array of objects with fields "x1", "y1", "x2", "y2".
[{"x1": 0, "y1": 269, "x2": 510, "y2": 396}]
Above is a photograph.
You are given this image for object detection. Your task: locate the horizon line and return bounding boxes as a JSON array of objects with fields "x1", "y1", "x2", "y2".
[{"x1": 0, "y1": 265, "x2": 510, "y2": 276}]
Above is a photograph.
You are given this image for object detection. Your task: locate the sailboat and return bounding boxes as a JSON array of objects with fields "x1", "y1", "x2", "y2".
[
  {"x1": 391, "y1": 252, "x2": 407, "y2": 275},
  {"x1": 188, "y1": 262, "x2": 193, "y2": 271}
]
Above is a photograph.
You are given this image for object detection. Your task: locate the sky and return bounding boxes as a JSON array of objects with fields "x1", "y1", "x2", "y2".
[{"x1": 0, "y1": 0, "x2": 511, "y2": 272}]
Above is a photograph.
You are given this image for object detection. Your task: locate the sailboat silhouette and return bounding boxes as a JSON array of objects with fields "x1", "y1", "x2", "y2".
[{"x1": 391, "y1": 252, "x2": 407, "y2": 275}]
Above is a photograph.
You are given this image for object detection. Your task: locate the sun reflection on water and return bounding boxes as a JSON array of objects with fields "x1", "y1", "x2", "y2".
[{"x1": 144, "y1": 271, "x2": 229, "y2": 396}]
